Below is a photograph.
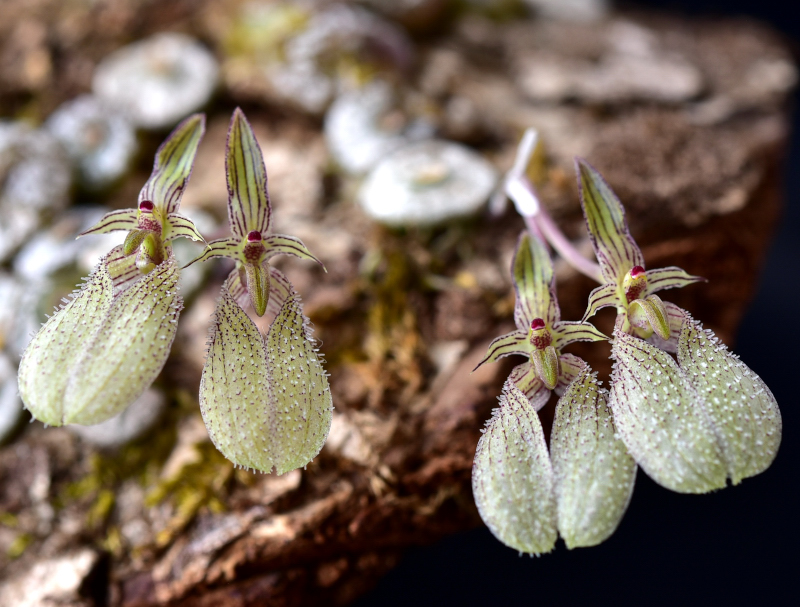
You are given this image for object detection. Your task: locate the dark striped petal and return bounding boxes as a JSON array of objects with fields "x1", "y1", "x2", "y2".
[
  {"x1": 266, "y1": 288, "x2": 333, "y2": 475},
  {"x1": 551, "y1": 320, "x2": 607, "y2": 349},
  {"x1": 582, "y1": 282, "x2": 619, "y2": 321},
  {"x1": 555, "y1": 353, "x2": 587, "y2": 396},
  {"x1": 262, "y1": 234, "x2": 324, "y2": 268},
  {"x1": 645, "y1": 266, "x2": 705, "y2": 296},
  {"x1": 512, "y1": 232, "x2": 559, "y2": 332},
  {"x1": 678, "y1": 312, "x2": 781, "y2": 485},
  {"x1": 164, "y1": 212, "x2": 206, "y2": 243},
  {"x1": 139, "y1": 114, "x2": 206, "y2": 215},
  {"x1": 508, "y1": 362, "x2": 551, "y2": 410},
  {"x1": 78, "y1": 209, "x2": 138, "y2": 237},
  {"x1": 472, "y1": 381, "x2": 557, "y2": 555},
  {"x1": 226, "y1": 108, "x2": 271, "y2": 238},
  {"x1": 576, "y1": 159, "x2": 644, "y2": 285},
  {"x1": 184, "y1": 237, "x2": 240, "y2": 268},
  {"x1": 609, "y1": 324, "x2": 727, "y2": 493},
  {"x1": 473, "y1": 332, "x2": 529, "y2": 372},
  {"x1": 552, "y1": 366, "x2": 636, "y2": 548}
]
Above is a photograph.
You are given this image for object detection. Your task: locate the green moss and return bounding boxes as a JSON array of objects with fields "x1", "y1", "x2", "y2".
[{"x1": 7, "y1": 532, "x2": 33, "y2": 559}]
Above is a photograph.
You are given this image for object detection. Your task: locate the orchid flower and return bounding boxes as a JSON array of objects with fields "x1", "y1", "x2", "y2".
[
  {"x1": 195, "y1": 108, "x2": 332, "y2": 474},
  {"x1": 186, "y1": 108, "x2": 323, "y2": 316},
  {"x1": 472, "y1": 232, "x2": 635, "y2": 554},
  {"x1": 577, "y1": 160, "x2": 781, "y2": 492},
  {"x1": 18, "y1": 115, "x2": 206, "y2": 426},
  {"x1": 474, "y1": 232, "x2": 606, "y2": 403}
]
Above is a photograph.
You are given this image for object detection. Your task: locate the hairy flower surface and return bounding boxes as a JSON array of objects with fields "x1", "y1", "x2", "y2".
[
  {"x1": 195, "y1": 108, "x2": 332, "y2": 474},
  {"x1": 578, "y1": 160, "x2": 781, "y2": 491},
  {"x1": 472, "y1": 232, "x2": 634, "y2": 554},
  {"x1": 19, "y1": 116, "x2": 206, "y2": 426},
  {"x1": 187, "y1": 109, "x2": 322, "y2": 316}
]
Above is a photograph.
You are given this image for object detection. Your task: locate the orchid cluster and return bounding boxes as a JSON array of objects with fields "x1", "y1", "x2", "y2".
[
  {"x1": 18, "y1": 109, "x2": 332, "y2": 475},
  {"x1": 472, "y1": 130, "x2": 781, "y2": 554}
]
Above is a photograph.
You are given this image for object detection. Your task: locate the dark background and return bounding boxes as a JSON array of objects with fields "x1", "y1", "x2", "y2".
[{"x1": 356, "y1": 1, "x2": 800, "y2": 605}]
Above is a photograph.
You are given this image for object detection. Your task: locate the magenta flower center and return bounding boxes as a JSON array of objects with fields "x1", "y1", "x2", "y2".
[
  {"x1": 139, "y1": 200, "x2": 155, "y2": 212},
  {"x1": 630, "y1": 265, "x2": 645, "y2": 278},
  {"x1": 247, "y1": 230, "x2": 262, "y2": 242},
  {"x1": 530, "y1": 318, "x2": 546, "y2": 331}
]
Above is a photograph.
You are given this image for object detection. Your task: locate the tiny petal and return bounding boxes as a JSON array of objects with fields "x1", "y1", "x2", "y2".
[
  {"x1": 532, "y1": 345, "x2": 560, "y2": 391},
  {"x1": 609, "y1": 324, "x2": 727, "y2": 493},
  {"x1": 629, "y1": 294, "x2": 671, "y2": 341},
  {"x1": 244, "y1": 261, "x2": 271, "y2": 317},
  {"x1": 582, "y1": 282, "x2": 619, "y2": 321},
  {"x1": 473, "y1": 332, "x2": 529, "y2": 372},
  {"x1": 677, "y1": 311, "x2": 781, "y2": 484},
  {"x1": 551, "y1": 320, "x2": 607, "y2": 349},
  {"x1": 262, "y1": 234, "x2": 325, "y2": 269},
  {"x1": 185, "y1": 237, "x2": 240, "y2": 267},
  {"x1": 472, "y1": 382, "x2": 557, "y2": 555},
  {"x1": 165, "y1": 212, "x2": 206, "y2": 243},
  {"x1": 552, "y1": 367, "x2": 636, "y2": 548},
  {"x1": 644, "y1": 266, "x2": 705, "y2": 296},
  {"x1": 78, "y1": 209, "x2": 138, "y2": 238}
]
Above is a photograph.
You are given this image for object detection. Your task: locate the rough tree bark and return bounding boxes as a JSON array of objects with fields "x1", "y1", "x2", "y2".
[{"x1": 0, "y1": 2, "x2": 794, "y2": 605}]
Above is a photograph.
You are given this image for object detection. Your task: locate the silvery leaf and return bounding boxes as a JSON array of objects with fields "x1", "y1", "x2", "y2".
[
  {"x1": 609, "y1": 324, "x2": 727, "y2": 493},
  {"x1": 472, "y1": 381, "x2": 557, "y2": 555},
  {"x1": 551, "y1": 366, "x2": 636, "y2": 548},
  {"x1": 677, "y1": 312, "x2": 781, "y2": 484}
]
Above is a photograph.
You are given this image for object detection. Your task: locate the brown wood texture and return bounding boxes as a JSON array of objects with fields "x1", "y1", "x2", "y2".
[{"x1": 0, "y1": 2, "x2": 794, "y2": 605}]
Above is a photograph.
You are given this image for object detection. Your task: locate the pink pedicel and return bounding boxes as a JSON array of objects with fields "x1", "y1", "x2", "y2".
[
  {"x1": 630, "y1": 265, "x2": 645, "y2": 278},
  {"x1": 247, "y1": 230, "x2": 262, "y2": 242},
  {"x1": 139, "y1": 200, "x2": 155, "y2": 212},
  {"x1": 531, "y1": 318, "x2": 546, "y2": 331}
]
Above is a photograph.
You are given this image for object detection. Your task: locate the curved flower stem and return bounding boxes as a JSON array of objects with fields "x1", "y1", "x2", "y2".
[{"x1": 509, "y1": 173, "x2": 603, "y2": 284}]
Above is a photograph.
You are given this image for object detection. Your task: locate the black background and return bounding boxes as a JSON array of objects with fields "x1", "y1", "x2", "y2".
[{"x1": 356, "y1": 1, "x2": 800, "y2": 605}]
